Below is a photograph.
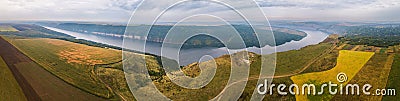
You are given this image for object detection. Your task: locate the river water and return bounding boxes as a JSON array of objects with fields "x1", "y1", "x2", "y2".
[{"x1": 44, "y1": 26, "x2": 328, "y2": 66}]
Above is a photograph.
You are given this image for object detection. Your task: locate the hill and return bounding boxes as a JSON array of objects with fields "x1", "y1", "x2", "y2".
[{"x1": 40, "y1": 22, "x2": 306, "y2": 48}]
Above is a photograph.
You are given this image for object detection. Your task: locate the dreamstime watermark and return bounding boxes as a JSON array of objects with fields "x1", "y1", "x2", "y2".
[
  {"x1": 257, "y1": 72, "x2": 396, "y2": 96},
  {"x1": 122, "y1": 0, "x2": 276, "y2": 100}
]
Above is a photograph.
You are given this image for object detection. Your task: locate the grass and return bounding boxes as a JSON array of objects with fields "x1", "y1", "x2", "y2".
[
  {"x1": 382, "y1": 54, "x2": 400, "y2": 101},
  {"x1": 13, "y1": 62, "x2": 106, "y2": 101},
  {"x1": 0, "y1": 56, "x2": 27, "y2": 101},
  {"x1": 274, "y1": 43, "x2": 332, "y2": 76},
  {"x1": 152, "y1": 54, "x2": 232, "y2": 100},
  {"x1": 336, "y1": 44, "x2": 347, "y2": 50},
  {"x1": 342, "y1": 44, "x2": 355, "y2": 50},
  {"x1": 5, "y1": 37, "x2": 119, "y2": 99},
  {"x1": 302, "y1": 50, "x2": 339, "y2": 74},
  {"x1": 380, "y1": 48, "x2": 387, "y2": 54},
  {"x1": 240, "y1": 77, "x2": 296, "y2": 101},
  {"x1": 0, "y1": 25, "x2": 18, "y2": 32},
  {"x1": 291, "y1": 50, "x2": 374, "y2": 101},
  {"x1": 96, "y1": 67, "x2": 135, "y2": 101}
]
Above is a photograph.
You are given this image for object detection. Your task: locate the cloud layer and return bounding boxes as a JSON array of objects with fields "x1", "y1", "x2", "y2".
[{"x1": 1, "y1": 0, "x2": 399, "y2": 22}]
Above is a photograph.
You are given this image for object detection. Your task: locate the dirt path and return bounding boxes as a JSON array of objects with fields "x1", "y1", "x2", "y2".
[{"x1": 0, "y1": 37, "x2": 106, "y2": 101}]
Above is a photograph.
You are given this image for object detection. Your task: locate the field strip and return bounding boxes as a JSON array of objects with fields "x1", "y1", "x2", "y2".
[
  {"x1": 14, "y1": 62, "x2": 106, "y2": 101},
  {"x1": 336, "y1": 44, "x2": 347, "y2": 50},
  {"x1": 0, "y1": 56, "x2": 27, "y2": 101},
  {"x1": 383, "y1": 54, "x2": 400, "y2": 101},
  {"x1": 0, "y1": 37, "x2": 41, "y2": 101},
  {"x1": 376, "y1": 54, "x2": 395, "y2": 100},
  {"x1": 351, "y1": 45, "x2": 361, "y2": 51}
]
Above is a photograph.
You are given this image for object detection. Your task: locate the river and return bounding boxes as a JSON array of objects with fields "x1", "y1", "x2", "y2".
[{"x1": 44, "y1": 26, "x2": 328, "y2": 66}]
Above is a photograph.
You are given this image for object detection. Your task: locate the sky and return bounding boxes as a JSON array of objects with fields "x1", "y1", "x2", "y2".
[{"x1": 0, "y1": 0, "x2": 400, "y2": 23}]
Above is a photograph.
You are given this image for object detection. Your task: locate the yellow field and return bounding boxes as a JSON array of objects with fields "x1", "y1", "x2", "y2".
[
  {"x1": 0, "y1": 56, "x2": 27, "y2": 101},
  {"x1": 0, "y1": 25, "x2": 18, "y2": 32},
  {"x1": 291, "y1": 50, "x2": 374, "y2": 101}
]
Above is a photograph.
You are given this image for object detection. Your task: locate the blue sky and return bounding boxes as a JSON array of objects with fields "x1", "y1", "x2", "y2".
[{"x1": 1, "y1": 0, "x2": 399, "y2": 23}]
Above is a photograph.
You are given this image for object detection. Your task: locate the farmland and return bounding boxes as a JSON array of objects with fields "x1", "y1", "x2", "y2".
[
  {"x1": 332, "y1": 53, "x2": 394, "y2": 100},
  {"x1": 291, "y1": 50, "x2": 374, "y2": 101},
  {"x1": 0, "y1": 36, "x2": 106, "y2": 101},
  {"x1": 382, "y1": 54, "x2": 400, "y2": 101},
  {"x1": 0, "y1": 56, "x2": 26, "y2": 101},
  {"x1": 4, "y1": 37, "x2": 121, "y2": 99}
]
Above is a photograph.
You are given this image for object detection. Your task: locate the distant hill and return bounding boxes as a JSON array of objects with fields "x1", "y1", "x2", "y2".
[{"x1": 40, "y1": 22, "x2": 306, "y2": 48}]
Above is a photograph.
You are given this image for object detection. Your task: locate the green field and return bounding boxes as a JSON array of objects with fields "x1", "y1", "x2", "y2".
[
  {"x1": 0, "y1": 25, "x2": 18, "y2": 32},
  {"x1": 382, "y1": 54, "x2": 400, "y2": 101},
  {"x1": 0, "y1": 56, "x2": 27, "y2": 101}
]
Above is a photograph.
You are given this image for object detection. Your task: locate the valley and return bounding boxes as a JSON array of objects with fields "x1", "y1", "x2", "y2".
[{"x1": 0, "y1": 21, "x2": 399, "y2": 101}]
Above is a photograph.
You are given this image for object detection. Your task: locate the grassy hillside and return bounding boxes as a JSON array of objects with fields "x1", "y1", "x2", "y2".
[
  {"x1": 0, "y1": 56, "x2": 27, "y2": 101},
  {"x1": 274, "y1": 43, "x2": 332, "y2": 75}
]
